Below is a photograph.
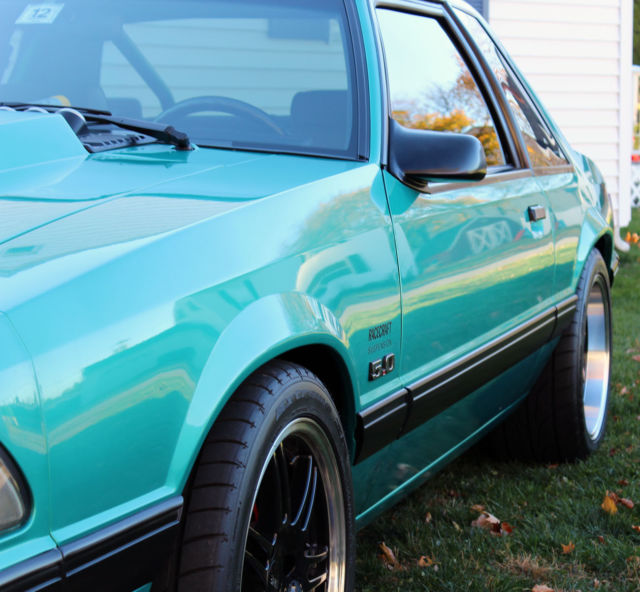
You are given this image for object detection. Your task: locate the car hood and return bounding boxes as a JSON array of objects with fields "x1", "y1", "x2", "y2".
[
  {"x1": 0, "y1": 110, "x2": 361, "y2": 303},
  {"x1": 0, "y1": 109, "x2": 358, "y2": 245}
]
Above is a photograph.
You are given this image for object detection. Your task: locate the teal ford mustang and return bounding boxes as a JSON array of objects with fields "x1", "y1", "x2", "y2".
[{"x1": 0, "y1": 0, "x2": 617, "y2": 590}]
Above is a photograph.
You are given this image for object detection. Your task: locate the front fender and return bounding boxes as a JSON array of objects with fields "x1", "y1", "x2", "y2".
[
  {"x1": 0, "y1": 314, "x2": 57, "y2": 571},
  {"x1": 166, "y1": 292, "x2": 357, "y2": 490}
]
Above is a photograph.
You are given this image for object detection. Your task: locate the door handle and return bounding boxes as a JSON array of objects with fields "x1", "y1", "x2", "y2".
[{"x1": 528, "y1": 205, "x2": 546, "y2": 222}]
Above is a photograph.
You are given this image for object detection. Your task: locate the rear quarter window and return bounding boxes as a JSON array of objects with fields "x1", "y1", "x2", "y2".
[{"x1": 456, "y1": 9, "x2": 569, "y2": 169}]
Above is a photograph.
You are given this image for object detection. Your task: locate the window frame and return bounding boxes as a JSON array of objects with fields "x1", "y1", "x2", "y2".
[
  {"x1": 96, "y1": 0, "x2": 371, "y2": 161},
  {"x1": 449, "y1": 5, "x2": 574, "y2": 176},
  {"x1": 372, "y1": 0, "x2": 524, "y2": 185}
]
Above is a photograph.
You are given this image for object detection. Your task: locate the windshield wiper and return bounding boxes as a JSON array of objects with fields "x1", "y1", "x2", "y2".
[
  {"x1": 0, "y1": 102, "x2": 192, "y2": 150},
  {"x1": 83, "y1": 113, "x2": 192, "y2": 150}
]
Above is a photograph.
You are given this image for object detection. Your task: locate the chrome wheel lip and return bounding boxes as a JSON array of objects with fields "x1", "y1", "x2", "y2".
[
  {"x1": 583, "y1": 277, "x2": 611, "y2": 441},
  {"x1": 241, "y1": 417, "x2": 346, "y2": 592}
]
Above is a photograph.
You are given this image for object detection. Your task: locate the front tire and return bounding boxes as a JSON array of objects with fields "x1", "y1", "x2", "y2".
[
  {"x1": 490, "y1": 249, "x2": 612, "y2": 462},
  {"x1": 177, "y1": 360, "x2": 355, "y2": 592}
]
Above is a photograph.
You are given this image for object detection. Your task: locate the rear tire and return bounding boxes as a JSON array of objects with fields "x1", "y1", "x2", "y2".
[
  {"x1": 177, "y1": 360, "x2": 355, "y2": 592},
  {"x1": 490, "y1": 249, "x2": 612, "y2": 462}
]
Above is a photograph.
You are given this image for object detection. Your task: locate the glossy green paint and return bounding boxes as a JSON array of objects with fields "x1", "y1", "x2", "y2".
[
  {"x1": 480, "y1": 15, "x2": 616, "y2": 288},
  {"x1": 0, "y1": 314, "x2": 56, "y2": 568},
  {"x1": 383, "y1": 170, "x2": 556, "y2": 385},
  {"x1": 350, "y1": 0, "x2": 615, "y2": 521},
  {"x1": 0, "y1": 110, "x2": 403, "y2": 546},
  {"x1": 353, "y1": 343, "x2": 555, "y2": 525},
  {"x1": 0, "y1": 0, "x2": 617, "y2": 580}
]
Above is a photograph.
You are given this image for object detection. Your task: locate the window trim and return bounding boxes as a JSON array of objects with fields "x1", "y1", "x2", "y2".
[
  {"x1": 450, "y1": 5, "x2": 573, "y2": 173},
  {"x1": 425, "y1": 167, "x2": 533, "y2": 195},
  {"x1": 372, "y1": 0, "x2": 523, "y2": 181},
  {"x1": 343, "y1": 0, "x2": 371, "y2": 161}
]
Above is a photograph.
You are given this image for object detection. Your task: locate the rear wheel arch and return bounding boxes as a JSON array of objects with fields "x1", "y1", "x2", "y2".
[
  {"x1": 487, "y1": 248, "x2": 612, "y2": 462},
  {"x1": 594, "y1": 232, "x2": 614, "y2": 282}
]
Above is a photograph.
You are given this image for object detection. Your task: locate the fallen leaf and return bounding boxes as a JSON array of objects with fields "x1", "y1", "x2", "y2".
[
  {"x1": 606, "y1": 491, "x2": 634, "y2": 509},
  {"x1": 471, "y1": 511, "x2": 501, "y2": 533},
  {"x1": 425, "y1": 511, "x2": 432, "y2": 524},
  {"x1": 601, "y1": 494, "x2": 618, "y2": 515},
  {"x1": 594, "y1": 579, "x2": 601, "y2": 588},
  {"x1": 632, "y1": 525, "x2": 640, "y2": 532},
  {"x1": 471, "y1": 512, "x2": 512, "y2": 536},
  {"x1": 618, "y1": 479, "x2": 630, "y2": 486},
  {"x1": 598, "y1": 535, "x2": 606, "y2": 544},
  {"x1": 417, "y1": 555, "x2": 436, "y2": 568},
  {"x1": 620, "y1": 386, "x2": 629, "y2": 395},
  {"x1": 547, "y1": 463, "x2": 559, "y2": 469},
  {"x1": 378, "y1": 542, "x2": 401, "y2": 570},
  {"x1": 501, "y1": 522, "x2": 514, "y2": 535},
  {"x1": 452, "y1": 520, "x2": 462, "y2": 532},
  {"x1": 619, "y1": 497, "x2": 635, "y2": 509},
  {"x1": 471, "y1": 504, "x2": 485, "y2": 513},
  {"x1": 532, "y1": 585, "x2": 554, "y2": 592},
  {"x1": 562, "y1": 541, "x2": 575, "y2": 554}
]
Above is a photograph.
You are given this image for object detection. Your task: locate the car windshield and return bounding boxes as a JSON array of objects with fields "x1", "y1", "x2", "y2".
[{"x1": 0, "y1": 0, "x2": 357, "y2": 157}]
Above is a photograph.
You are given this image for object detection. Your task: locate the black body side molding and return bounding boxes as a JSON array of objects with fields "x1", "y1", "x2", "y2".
[
  {"x1": 0, "y1": 497, "x2": 183, "y2": 592},
  {"x1": 355, "y1": 296, "x2": 578, "y2": 463}
]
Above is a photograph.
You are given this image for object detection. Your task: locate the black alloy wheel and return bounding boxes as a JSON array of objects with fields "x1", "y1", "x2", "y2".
[
  {"x1": 244, "y1": 418, "x2": 344, "y2": 591},
  {"x1": 176, "y1": 361, "x2": 355, "y2": 592}
]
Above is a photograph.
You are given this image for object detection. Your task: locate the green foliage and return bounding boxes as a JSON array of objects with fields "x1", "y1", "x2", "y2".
[{"x1": 356, "y1": 210, "x2": 640, "y2": 591}]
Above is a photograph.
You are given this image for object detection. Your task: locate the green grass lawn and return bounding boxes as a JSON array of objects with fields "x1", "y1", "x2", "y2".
[{"x1": 356, "y1": 210, "x2": 640, "y2": 592}]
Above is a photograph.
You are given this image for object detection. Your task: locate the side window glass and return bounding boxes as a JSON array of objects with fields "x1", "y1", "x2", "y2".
[
  {"x1": 377, "y1": 9, "x2": 506, "y2": 167},
  {"x1": 456, "y1": 11, "x2": 569, "y2": 168}
]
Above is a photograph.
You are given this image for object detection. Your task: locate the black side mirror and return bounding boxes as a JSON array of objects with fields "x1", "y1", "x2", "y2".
[{"x1": 388, "y1": 119, "x2": 487, "y2": 191}]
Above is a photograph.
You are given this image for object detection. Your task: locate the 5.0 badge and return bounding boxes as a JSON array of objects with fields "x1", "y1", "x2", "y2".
[{"x1": 368, "y1": 353, "x2": 396, "y2": 381}]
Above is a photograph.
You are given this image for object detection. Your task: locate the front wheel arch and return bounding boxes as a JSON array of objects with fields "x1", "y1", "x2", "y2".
[
  {"x1": 175, "y1": 360, "x2": 356, "y2": 592},
  {"x1": 279, "y1": 345, "x2": 357, "y2": 461}
]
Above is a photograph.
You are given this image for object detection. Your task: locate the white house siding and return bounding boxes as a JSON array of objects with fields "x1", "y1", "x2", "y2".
[{"x1": 488, "y1": 0, "x2": 633, "y2": 228}]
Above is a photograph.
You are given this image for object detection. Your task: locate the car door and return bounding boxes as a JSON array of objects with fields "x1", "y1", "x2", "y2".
[
  {"x1": 376, "y1": 4, "x2": 556, "y2": 429},
  {"x1": 454, "y1": 8, "x2": 582, "y2": 301}
]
